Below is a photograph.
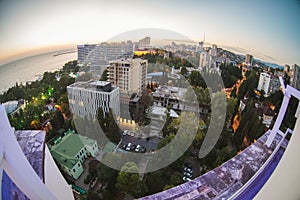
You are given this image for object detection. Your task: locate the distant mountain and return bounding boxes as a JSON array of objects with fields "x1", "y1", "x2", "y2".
[{"x1": 256, "y1": 59, "x2": 284, "y2": 70}]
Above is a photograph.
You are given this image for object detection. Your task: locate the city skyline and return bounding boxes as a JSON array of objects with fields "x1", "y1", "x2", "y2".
[{"x1": 0, "y1": 0, "x2": 299, "y2": 66}]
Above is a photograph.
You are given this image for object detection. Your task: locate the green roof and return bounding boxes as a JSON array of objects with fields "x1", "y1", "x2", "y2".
[
  {"x1": 50, "y1": 133, "x2": 84, "y2": 158},
  {"x1": 50, "y1": 150, "x2": 79, "y2": 169},
  {"x1": 49, "y1": 131, "x2": 97, "y2": 168}
]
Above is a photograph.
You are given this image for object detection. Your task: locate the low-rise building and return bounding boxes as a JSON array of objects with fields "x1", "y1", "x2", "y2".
[
  {"x1": 49, "y1": 130, "x2": 99, "y2": 180},
  {"x1": 257, "y1": 105, "x2": 275, "y2": 128},
  {"x1": 152, "y1": 85, "x2": 210, "y2": 117}
]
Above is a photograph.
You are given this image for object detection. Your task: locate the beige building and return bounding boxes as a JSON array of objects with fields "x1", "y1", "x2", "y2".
[{"x1": 107, "y1": 58, "x2": 148, "y2": 103}]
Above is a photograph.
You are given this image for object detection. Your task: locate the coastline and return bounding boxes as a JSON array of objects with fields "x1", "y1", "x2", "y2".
[{"x1": 0, "y1": 51, "x2": 77, "y2": 94}]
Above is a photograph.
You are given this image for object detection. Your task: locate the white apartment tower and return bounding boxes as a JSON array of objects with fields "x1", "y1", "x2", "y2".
[
  {"x1": 245, "y1": 54, "x2": 254, "y2": 66},
  {"x1": 291, "y1": 64, "x2": 300, "y2": 90},
  {"x1": 67, "y1": 81, "x2": 120, "y2": 118},
  {"x1": 257, "y1": 72, "x2": 280, "y2": 97},
  {"x1": 199, "y1": 51, "x2": 210, "y2": 69},
  {"x1": 138, "y1": 37, "x2": 151, "y2": 49},
  {"x1": 209, "y1": 44, "x2": 217, "y2": 57},
  {"x1": 107, "y1": 58, "x2": 148, "y2": 100}
]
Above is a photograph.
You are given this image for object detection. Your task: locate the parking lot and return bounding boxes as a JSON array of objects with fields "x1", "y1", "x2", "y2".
[{"x1": 120, "y1": 134, "x2": 159, "y2": 153}]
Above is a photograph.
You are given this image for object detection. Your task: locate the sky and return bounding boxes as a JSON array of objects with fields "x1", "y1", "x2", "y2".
[{"x1": 0, "y1": 0, "x2": 299, "y2": 65}]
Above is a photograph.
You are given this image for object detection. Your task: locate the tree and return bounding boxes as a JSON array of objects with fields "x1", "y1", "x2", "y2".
[
  {"x1": 188, "y1": 71, "x2": 206, "y2": 88},
  {"x1": 134, "y1": 91, "x2": 153, "y2": 125},
  {"x1": 180, "y1": 67, "x2": 188, "y2": 77},
  {"x1": 106, "y1": 109, "x2": 121, "y2": 143},
  {"x1": 157, "y1": 133, "x2": 175, "y2": 149},
  {"x1": 226, "y1": 97, "x2": 238, "y2": 122},
  {"x1": 116, "y1": 162, "x2": 148, "y2": 198},
  {"x1": 100, "y1": 69, "x2": 108, "y2": 81}
]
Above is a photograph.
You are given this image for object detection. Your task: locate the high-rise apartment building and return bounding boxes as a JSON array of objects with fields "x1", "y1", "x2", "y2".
[
  {"x1": 199, "y1": 51, "x2": 210, "y2": 69},
  {"x1": 257, "y1": 72, "x2": 280, "y2": 97},
  {"x1": 107, "y1": 58, "x2": 148, "y2": 100},
  {"x1": 67, "y1": 81, "x2": 120, "y2": 118},
  {"x1": 77, "y1": 41, "x2": 134, "y2": 64},
  {"x1": 209, "y1": 44, "x2": 217, "y2": 57},
  {"x1": 245, "y1": 54, "x2": 254, "y2": 66},
  {"x1": 291, "y1": 64, "x2": 300, "y2": 90},
  {"x1": 138, "y1": 37, "x2": 151, "y2": 49},
  {"x1": 77, "y1": 41, "x2": 134, "y2": 76}
]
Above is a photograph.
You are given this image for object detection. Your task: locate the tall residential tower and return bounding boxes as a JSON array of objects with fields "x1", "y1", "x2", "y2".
[{"x1": 107, "y1": 58, "x2": 148, "y2": 103}]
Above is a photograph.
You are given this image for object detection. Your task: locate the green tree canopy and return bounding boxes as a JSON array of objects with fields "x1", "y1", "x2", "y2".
[{"x1": 116, "y1": 162, "x2": 148, "y2": 198}]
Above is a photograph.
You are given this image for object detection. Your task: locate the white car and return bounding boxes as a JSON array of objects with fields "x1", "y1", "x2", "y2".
[
  {"x1": 135, "y1": 144, "x2": 141, "y2": 152},
  {"x1": 126, "y1": 143, "x2": 132, "y2": 151},
  {"x1": 184, "y1": 167, "x2": 193, "y2": 174},
  {"x1": 182, "y1": 176, "x2": 192, "y2": 182},
  {"x1": 184, "y1": 172, "x2": 192, "y2": 178},
  {"x1": 123, "y1": 130, "x2": 129, "y2": 136}
]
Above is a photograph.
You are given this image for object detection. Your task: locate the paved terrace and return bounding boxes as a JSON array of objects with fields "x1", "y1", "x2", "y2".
[{"x1": 139, "y1": 131, "x2": 286, "y2": 200}]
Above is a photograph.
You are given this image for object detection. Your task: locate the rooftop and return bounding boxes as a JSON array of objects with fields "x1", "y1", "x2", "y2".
[
  {"x1": 152, "y1": 85, "x2": 187, "y2": 99},
  {"x1": 67, "y1": 81, "x2": 116, "y2": 93},
  {"x1": 139, "y1": 131, "x2": 287, "y2": 200},
  {"x1": 49, "y1": 131, "x2": 96, "y2": 168}
]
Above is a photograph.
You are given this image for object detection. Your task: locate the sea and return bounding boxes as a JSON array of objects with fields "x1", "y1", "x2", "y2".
[{"x1": 0, "y1": 51, "x2": 77, "y2": 94}]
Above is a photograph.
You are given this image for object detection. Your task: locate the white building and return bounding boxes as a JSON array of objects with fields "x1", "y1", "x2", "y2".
[
  {"x1": 209, "y1": 44, "x2": 217, "y2": 57},
  {"x1": 67, "y1": 81, "x2": 120, "y2": 118},
  {"x1": 138, "y1": 37, "x2": 151, "y2": 49},
  {"x1": 107, "y1": 58, "x2": 148, "y2": 101},
  {"x1": 291, "y1": 64, "x2": 300, "y2": 90},
  {"x1": 3, "y1": 100, "x2": 18, "y2": 114},
  {"x1": 245, "y1": 54, "x2": 254, "y2": 66},
  {"x1": 199, "y1": 51, "x2": 209, "y2": 69},
  {"x1": 49, "y1": 130, "x2": 99, "y2": 180},
  {"x1": 257, "y1": 72, "x2": 280, "y2": 97},
  {"x1": 77, "y1": 41, "x2": 134, "y2": 76}
]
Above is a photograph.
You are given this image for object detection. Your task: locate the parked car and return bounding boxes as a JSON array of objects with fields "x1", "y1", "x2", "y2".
[
  {"x1": 126, "y1": 143, "x2": 132, "y2": 151},
  {"x1": 184, "y1": 172, "x2": 192, "y2": 178},
  {"x1": 184, "y1": 167, "x2": 193, "y2": 174},
  {"x1": 123, "y1": 130, "x2": 129, "y2": 136},
  {"x1": 135, "y1": 144, "x2": 141, "y2": 152},
  {"x1": 182, "y1": 176, "x2": 192, "y2": 182},
  {"x1": 141, "y1": 147, "x2": 146, "y2": 153}
]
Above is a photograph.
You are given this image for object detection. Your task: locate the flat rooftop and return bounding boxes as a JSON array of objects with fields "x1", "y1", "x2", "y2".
[{"x1": 67, "y1": 81, "x2": 116, "y2": 93}]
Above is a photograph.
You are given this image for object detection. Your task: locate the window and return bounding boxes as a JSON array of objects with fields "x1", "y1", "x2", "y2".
[
  {"x1": 73, "y1": 168, "x2": 76, "y2": 173},
  {"x1": 78, "y1": 163, "x2": 80, "y2": 167}
]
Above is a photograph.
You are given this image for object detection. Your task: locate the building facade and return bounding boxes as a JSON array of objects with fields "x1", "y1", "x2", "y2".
[
  {"x1": 245, "y1": 54, "x2": 254, "y2": 66},
  {"x1": 67, "y1": 81, "x2": 120, "y2": 118},
  {"x1": 257, "y1": 72, "x2": 280, "y2": 97},
  {"x1": 291, "y1": 64, "x2": 300, "y2": 90},
  {"x1": 138, "y1": 37, "x2": 151, "y2": 49},
  {"x1": 107, "y1": 58, "x2": 148, "y2": 101},
  {"x1": 77, "y1": 41, "x2": 134, "y2": 76},
  {"x1": 49, "y1": 130, "x2": 99, "y2": 180},
  {"x1": 199, "y1": 51, "x2": 209, "y2": 69}
]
